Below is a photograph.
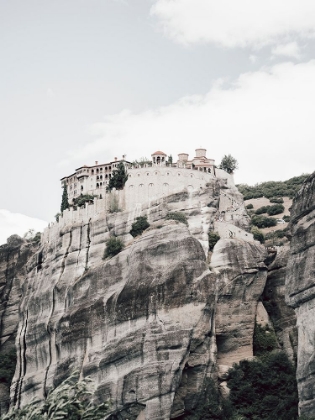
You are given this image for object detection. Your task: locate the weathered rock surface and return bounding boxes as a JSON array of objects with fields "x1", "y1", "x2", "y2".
[
  {"x1": 286, "y1": 172, "x2": 315, "y2": 417},
  {"x1": 0, "y1": 236, "x2": 38, "y2": 415},
  {"x1": 262, "y1": 245, "x2": 297, "y2": 361},
  {"x1": 1, "y1": 180, "x2": 270, "y2": 419}
]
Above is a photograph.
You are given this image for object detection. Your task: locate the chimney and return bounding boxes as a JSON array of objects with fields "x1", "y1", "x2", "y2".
[
  {"x1": 115, "y1": 157, "x2": 117, "y2": 161},
  {"x1": 95, "y1": 161, "x2": 98, "y2": 165}
]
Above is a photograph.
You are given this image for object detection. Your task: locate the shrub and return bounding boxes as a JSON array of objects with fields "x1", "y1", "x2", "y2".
[
  {"x1": 251, "y1": 227, "x2": 265, "y2": 244},
  {"x1": 283, "y1": 215, "x2": 290, "y2": 222},
  {"x1": 130, "y1": 216, "x2": 150, "y2": 237},
  {"x1": 246, "y1": 203, "x2": 253, "y2": 209},
  {"x1": 251, "y1": 215, "x2": 277, "y2": 228},
  {"x1": 165, "y1": 212, "x2": 188, "y2": 225},
  {"x1": 208, "y1": 231, "x2": 220, "y2": 251},
  {"x1": 267, "y1": 204, "x2": 285, "y2": 216},
  {"x1": 2, "y1": 371, "x2": 108, "y2": 420},
  {"x1": 104, "y1": 237, "x2": 124, "y2": 258},
  {"x1": 270, "y1": 197, "x2": 284, "y2": 204},
  {"x1": 255, "y1": 205, "x2": 270, "y2": 215},
  {"x1": 253, "y1": 323, "x2": 278, "y2": 356},
  {"x1": 227, "y1": 352, "x2": 298, "y2": 420},
  {"x1": 73, "y1": 194, "x2": 96, "y2": 207}
]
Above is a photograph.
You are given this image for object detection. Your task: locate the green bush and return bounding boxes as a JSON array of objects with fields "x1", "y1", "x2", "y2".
[
  {"x1": 73, "y1": 194, "x2": 96, "y2": 207},
  {"x1": 270, "y1": 197, "x2": 284, "y2": 204},
  {"x1": 208, "y1": 231, "x2": 220, "y2": 251},
  {"x1": 104, "y1": 237, "x2": 124, "y2": 258},
  {"x1": 283, "y1": 215, "x2": 290, "y2": 222},
  {"x1": 251, "y1": 215, "x2": 277, "y2": 228},
  {"x1": 255, "y1": 205, "x2": 270, "y2": 215},
  {"x1": 237, "y1": 174, "x2": 309, "y2": 200},
  {"x1": 227, "y1": 352, "x2": 298, "y2": 420},
  {"x1": 165, "y1": 212, "x2": 188, "y2": 225},
  {"x1": 130, "y1": 216, "x2": 150, "y2": 237},
  {"x1": 251, "y1": 227, "x2": 265, "y2": 244},
  {"x1": 267, "y1": 204, "x2": 284, "y2": 216},
  {"x1": 253, "y1": 323, "x2": 278, "y2": 356},
  {"x1": 2, "y1": 371, "x2": 108, "y2": 420},
  {"x1": 245, "y1": 203, "x2": 253, "y2": 209}
]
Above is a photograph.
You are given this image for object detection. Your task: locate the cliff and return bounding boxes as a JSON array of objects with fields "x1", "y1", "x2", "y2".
[
  {"x1": 286, "y1": 172, "x2": 315, "y2": 417},
  {"x1": 0, "y1": 175, "x2": 295, "y2": 419}
]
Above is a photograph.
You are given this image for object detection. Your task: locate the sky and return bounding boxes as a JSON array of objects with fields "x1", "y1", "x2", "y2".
[{"x1": 1, "y1": 0, "x2": 315, "y2": 245}]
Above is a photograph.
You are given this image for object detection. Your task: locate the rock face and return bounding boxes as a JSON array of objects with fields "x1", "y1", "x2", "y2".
[
  {"x1": 286, "y1": 172, "x2": 315, "y2": 417},
  {"x1": 262, "y1": 245, "x2": 297, "y2": 361},
  {"x1": 0, "y1": 236, "x2": 38, "y2": 415},
  {"x1": 4, "y1": 180, "x2": 270, "y2": 419}
]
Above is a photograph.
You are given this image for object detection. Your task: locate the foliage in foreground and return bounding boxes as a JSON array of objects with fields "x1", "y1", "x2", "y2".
[
  {"x1": 130, "y1": 216, "x2": 150, "y2": 237},
  {"x1": 103, "y1": 237, "x2": 124, "y2": 258},
  {"x1": 228, "y1": 352, "x2": 298, "y2": 420},
  {"x1": 1, "y1": 371, "x2": 108, "y2": 420}
]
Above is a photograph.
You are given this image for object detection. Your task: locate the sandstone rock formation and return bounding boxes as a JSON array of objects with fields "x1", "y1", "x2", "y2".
[
  {"x1": 286, "y1": 172, "x2": 315, "y2": 417},
  {"x1": 0, "y1": 179, "x2": 274, "y2": 419},
  {"x1": 0, "y1": 236, "x2": 38, "y2": 415}
]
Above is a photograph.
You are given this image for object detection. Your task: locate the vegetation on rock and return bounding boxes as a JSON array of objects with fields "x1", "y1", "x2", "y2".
[
  {"x1": 106, "y1": 161, "x2": 128, "y2": 192},
  {"x1": 1, "y1": 371, "x2": 108, "y2": 420},
  {"x1": 73, "y1": 194, "x2": 96, "y2": 207},
  {"x1": 251, "y1": 227, "x2": 265, "y2": 244},
  {"x1": 165, "y1": 212, "x2": 188, "y2": 225},
  {"x1": 237, "y1": 174, "x2": 309, "y2": 200},
  {"x1": 208, "y1": 231, "x2": 220, "y2": 251},
  {"x1": 130, "y1": 216, "x2": 150, "y2": 237},
  {"x1": 103, "y1": 237, "x2": 124, "y2": 259},
  {"x1": 219, "y1": 154, "x2": 239, "y2": 174}
]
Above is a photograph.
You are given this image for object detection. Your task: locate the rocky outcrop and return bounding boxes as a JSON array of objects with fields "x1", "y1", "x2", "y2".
[
  {"x1": 0, "y1": 236, "x2": 38, "y2": 415},
  {"x1": 261, "y1": 246, "x2": 297, "y2": 361},
  {"x1": 286, "y1": 172, "x2": 315, "y2": 417},
  {"x1": 0, "y1": 180, "x2": 269, "y2": 419}
]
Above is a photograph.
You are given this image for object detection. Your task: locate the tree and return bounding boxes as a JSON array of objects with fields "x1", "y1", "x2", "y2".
[
  {"x1": 106, "y1": 162, "x2": 128, "y2": 192},
  {"x1": 219, "y1": 155, "x2": 238, "y2": 174},
  {"x1": 130, "y1": 216, "x2": 150, "y2": 237},
  {"x1": 61, "y1": 183, "x2": 69, "y2": 212}
]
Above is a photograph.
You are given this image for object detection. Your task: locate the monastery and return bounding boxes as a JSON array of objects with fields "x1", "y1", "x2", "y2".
[{"x1": 61, "y1": 148, "x2": 217, "y2": 202}]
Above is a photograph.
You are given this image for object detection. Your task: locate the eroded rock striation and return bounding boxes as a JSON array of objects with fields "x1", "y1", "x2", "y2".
[
  {"x1": 2, "y1": 179, "x2": 272, "y2": 419},
  {"x1": 286, "y1": 172, "x2": 315, "y2": 417}
]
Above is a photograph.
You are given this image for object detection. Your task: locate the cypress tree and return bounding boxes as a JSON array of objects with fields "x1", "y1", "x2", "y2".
[{"x1": 61, "y1": 183, "x2": 69, "y2": 212}]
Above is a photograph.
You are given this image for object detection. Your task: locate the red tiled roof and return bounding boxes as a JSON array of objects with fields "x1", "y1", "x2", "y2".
[{"x1": 151, "y1": 151, "x2": 167, "y2": 156}]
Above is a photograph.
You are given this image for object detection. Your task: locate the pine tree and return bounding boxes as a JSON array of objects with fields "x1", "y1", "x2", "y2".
[
  {"x1": 106, "y1": 162, "x2": 129, "y2": 192},
  {"x1": 61, "y1": 183, "x2": 69, "y2": 212}
]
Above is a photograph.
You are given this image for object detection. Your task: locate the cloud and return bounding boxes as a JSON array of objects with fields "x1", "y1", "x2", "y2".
[
  {"x1": 0, "y1": 209, "x2": 47, "y2": 246},
  {"x1": 47, "y1": 88, "x2": 56, "y2": 98},
  {"x1": 150, "y1": 0, "x2": 315, "y2": 48},
  {"x1": 61, "y1": 60, "x2": 315, "y2": 187},
  {"x1": 271, "y1": 42, "x2": 301, "y2": 59}
]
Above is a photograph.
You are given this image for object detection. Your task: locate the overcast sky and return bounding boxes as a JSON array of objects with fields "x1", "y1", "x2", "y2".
[{"x1": 1, "y1": 0, "x2": 315, "y2": 244}]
